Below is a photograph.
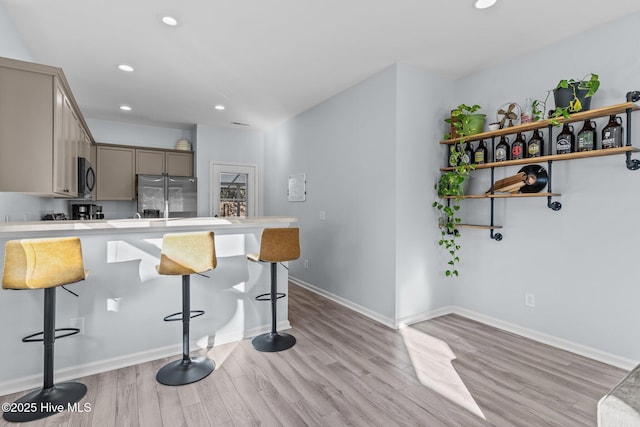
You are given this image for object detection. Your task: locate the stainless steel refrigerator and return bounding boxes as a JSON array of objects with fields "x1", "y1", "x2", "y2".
[{"x1": 136, "y1": 175, "x2": 197, "y2": 218}]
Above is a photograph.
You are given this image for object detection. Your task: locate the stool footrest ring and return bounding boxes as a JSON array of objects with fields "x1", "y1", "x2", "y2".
[
  {"x1": 163, "y1": 310, "x2": 204, "y2": 322},
  {"x1": 22, "y1": 328, "x2": 80, "y2": 343},
  {"x1": 255, "y1": 292, "x2": 286, "y2": 301}
]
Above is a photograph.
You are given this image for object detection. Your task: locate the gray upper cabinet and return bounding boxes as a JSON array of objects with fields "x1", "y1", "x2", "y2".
[
  {"x1": 0, "y1": 56, "x2": 93, "y2": 196},
  {"x1": 96, "y1": 145, "x2": 136, "y2": 200},
  {"x1": 136, "y1": 148, "x2": 193, "y2": 177}
]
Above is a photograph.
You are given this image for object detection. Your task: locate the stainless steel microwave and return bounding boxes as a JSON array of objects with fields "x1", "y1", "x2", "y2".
[{"x1": 77, "y1": 157, "x2": 96, "y2": 199}]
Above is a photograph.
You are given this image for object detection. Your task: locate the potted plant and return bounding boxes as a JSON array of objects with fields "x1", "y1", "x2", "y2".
[
  {"x1": 532, "y1": 74, "x2": 600, "y2": 124},
  {"x1": 447, "y1": 103, "x2": 486, "y2": 137},
  {"x1": 434, "y1": 104, "x2": 479, "y2": 277}
]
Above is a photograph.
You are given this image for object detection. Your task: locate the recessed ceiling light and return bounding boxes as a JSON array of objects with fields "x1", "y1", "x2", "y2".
[
  {"x1": 118, "y1": 64, "x2": 134, "y2": 72},
  {"x1": 120, "y1": 105, "x2": 132, "y2": 111},
  {"x1": 162, "y1": 16, "x2": 178, "y2": 26},
  {"x1": 474, "y1": 0, "x2": 496, "y2": 9},
  {"x1": 214, "y1": 105, "x2": 225, "y2": 111}
]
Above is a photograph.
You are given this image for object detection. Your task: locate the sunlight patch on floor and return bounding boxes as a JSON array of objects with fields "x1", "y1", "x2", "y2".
[{"x1": 400, "y1": 326, "x2": 485, "y2": 419}]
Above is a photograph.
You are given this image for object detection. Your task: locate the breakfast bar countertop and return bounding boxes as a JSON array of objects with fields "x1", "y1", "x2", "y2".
[{"x1": 0, "y1": 216, "x2": 298, "y2": 237}]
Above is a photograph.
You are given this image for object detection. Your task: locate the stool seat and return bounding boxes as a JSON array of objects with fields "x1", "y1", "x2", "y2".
[
  {"x1": 3, "y1": 237, "x2": 87, "y2": 290},
  {"x1": 156, "y1": 231, "x2": 216, "y2": 386},
  {"x1": 2, "y1": 237, "x2": 87, "y2": 422},
  {"x1": 248, "y1": 228, "x2": 300, "y2": 352}
]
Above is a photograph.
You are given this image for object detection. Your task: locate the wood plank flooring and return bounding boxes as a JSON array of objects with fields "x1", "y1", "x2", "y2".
[{"x1": 0, "y1": 283, "x2": 628, "y2": 426}]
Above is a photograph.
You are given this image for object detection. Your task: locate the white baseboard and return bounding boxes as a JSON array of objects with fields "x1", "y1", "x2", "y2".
[
  {"x1": 0, "y1": 321, "x2": 290, "y2": 397},
  {"x1": 289, "y1": 277, "x2": 397, "y2": 329},
  {"x1": 451, "y1": 307, "x2": 638, "y2": 371},
  {"x1": 290, "y1": 277, "x2": 638, "y2": 371}
]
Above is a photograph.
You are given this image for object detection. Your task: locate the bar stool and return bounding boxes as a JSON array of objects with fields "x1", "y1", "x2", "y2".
[
  {"x1": 156, "y1": 231, "x2": 216, "y2": 386},
  {"x1": 248, "y1": 227, "x2": 300, "y2": 352},
  {"x1": 2, "y1": 237, "x2": 88, "y2": 423}
]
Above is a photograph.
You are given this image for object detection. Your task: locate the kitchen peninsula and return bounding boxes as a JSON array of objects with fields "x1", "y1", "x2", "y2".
[{"x1": 0, "y1": 216, "x2": 297, "y2": 395}]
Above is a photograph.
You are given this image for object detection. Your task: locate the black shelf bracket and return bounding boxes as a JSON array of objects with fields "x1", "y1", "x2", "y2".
[
  {"x1": 624, "y1": 102, "x2": 640, "y2": 170},
  {"x1": 546, "y1": 156, "x2": 562, "y2": 211},
  {"x1": 488, "y1": 136, "x2": 503, "y2": 241}
]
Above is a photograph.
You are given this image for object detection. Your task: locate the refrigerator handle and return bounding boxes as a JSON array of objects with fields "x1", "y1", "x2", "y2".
[{"x1": 164, "y1": 174, "x2": 169, "y2": 219}]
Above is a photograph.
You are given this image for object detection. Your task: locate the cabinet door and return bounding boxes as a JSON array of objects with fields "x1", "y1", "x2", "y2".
[
  {"x1": 52, "y1": 85, "x2": 79, "y2": 196},
  {"x1": 136, "y1": 149, "x2": 165, "y2": 175},
  {"x1": 52, "y1": 84, "x2": 67, "y2": 194},
  {"x1": 96, "y1": 146, "x2": 135, "y2": 200},
  {"x1": 166, "y1": 152, "x2": 193, "y2": 176}
]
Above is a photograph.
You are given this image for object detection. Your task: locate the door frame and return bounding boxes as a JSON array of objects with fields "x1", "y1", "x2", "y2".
[{"x1": 210, "y1": 162, "x2": 259, "y2": 217}]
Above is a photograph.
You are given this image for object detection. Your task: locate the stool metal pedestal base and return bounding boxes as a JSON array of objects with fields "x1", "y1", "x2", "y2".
[
  {"x1": 156, "y1": 357, "x2": 215, "y2": 386},
  {"x1": 252, "y1": 332, "x2": 296, "y2": 352},
  {"x1": 2, "y1": 382, "x2": 87, "y2": 423}
]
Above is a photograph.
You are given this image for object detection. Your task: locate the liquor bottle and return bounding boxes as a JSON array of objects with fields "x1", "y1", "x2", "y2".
[
  {"x1": 601, "y1": 115, "x2": 623, "y2": 149},
  {"x1": 462, "y1": 141, "x2": 475, "y2": 164},
  {"x1": 556, "y1": 123, "x2": 575, "y2": 155},
  {"x1": 495, "y1": 136, "x2": 510, "y2": 162},
  {"x1": 511, "y1": 132, "x2": 525, "y2": 160},
  {"x1": 527, "y1": 129, "x2": 544, "y2": 157},
  {"x1": 577, "y1": 120, "x2": 597, "y2": 151},
  {"x1": 474, "y1": 140, "x2": 488, "y2": 164}
]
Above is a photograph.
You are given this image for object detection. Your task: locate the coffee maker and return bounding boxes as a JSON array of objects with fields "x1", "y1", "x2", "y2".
[{"x1": 71, "y1": 204, "x2": 103, "y2": 220}]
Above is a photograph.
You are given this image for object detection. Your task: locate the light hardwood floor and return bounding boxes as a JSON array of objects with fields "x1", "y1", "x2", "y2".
[{"x1": 0, "y1": 283, "x2": 628, "y2": 426}]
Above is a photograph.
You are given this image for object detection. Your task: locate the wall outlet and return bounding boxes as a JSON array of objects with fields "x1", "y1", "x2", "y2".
[
  {"x1": 70, "y1": 317, "x2": 84, "y2": 335},
  {"x1": 524, "y1": 293, "x2": 536, "y2": 308},
  {"x1": 319, "y1": 211, "x2": 326, "y2": 220},
  {"x1": 304, "y1": 259, "x2": 309, "y2": 269}
]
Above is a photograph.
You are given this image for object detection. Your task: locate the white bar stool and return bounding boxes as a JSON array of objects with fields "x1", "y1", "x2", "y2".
[
  {"x1": 2, "y1": 237, "x2": 88, "y2": 422},
  {"x1": 248, "y1": 227, "x2": 300, "y2": 352},
  {"x1": 155, "y1": 231, "x2": 216, "y2": 386}
]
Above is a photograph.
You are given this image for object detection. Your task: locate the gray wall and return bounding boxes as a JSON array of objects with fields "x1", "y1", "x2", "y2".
[
  {"x1": 264, "y1": 65, "x2": 400, "y2": 322},
  {"x1": 195, "y1": 125, "x2": 265, "y2": 218},
  {"x1": 86, "y1": 119, "x2": 192, "y2": 150},
  {"x1": 451, "y1": 12, "x2": 640, "y2": 360},
  {"x1": 395, "y1": 64, "x2": 454, "y2": 322}
]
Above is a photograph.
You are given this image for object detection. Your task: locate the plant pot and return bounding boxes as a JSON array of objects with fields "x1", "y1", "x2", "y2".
[
  {"x1": 462, "y1": 114, "x2": 486, "y2": 136},
  {"x1": 553, "y1": 83, "x2": 592, "y2": 112}
]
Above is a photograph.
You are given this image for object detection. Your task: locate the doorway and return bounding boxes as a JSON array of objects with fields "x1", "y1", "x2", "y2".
[{"x1": 210, "y1": 163, "x2": 258, "y2": 217}]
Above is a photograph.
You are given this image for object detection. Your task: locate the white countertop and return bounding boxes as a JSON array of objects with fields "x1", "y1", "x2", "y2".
[{"x1": 0, "y1": 216, "x2": 298, "y2": 235}]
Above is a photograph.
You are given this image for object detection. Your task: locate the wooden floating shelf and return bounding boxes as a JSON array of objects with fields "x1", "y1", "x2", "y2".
[
  {"x1": 440, "y1": 146, "x2": 639, "y2": 171},
  {"x1": 440, "y1": 102, "x2": 640, "y2": 145},
  {"x1": 456, "y1": 224, "x2": 503, "y2": 230},
  {"x1": 441, "y1": 192, "x2": 561, "y2": 199}
]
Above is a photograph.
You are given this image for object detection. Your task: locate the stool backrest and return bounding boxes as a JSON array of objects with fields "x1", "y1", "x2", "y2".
[
  {"x1": 2, "y1": 237, "x2": 86, "y2": 290},
  {"x1": 258, "y1": 228, "x2": 300, "y2": 262},
  {"x1": 158, "y1": 231, "x2": 216, "y2": 275}
]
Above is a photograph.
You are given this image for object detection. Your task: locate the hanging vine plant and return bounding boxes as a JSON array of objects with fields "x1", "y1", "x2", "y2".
[{"x1": 433, "y1": 104, "x2": 479, "y2": 277}]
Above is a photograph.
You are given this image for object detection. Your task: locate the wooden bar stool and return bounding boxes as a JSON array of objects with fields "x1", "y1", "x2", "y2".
[
  {"x1": 156, "y1": 231, "x2": 216, "y2": 386},
  {"x1": 248, "y1": 227, "x2": 300, "y2": 352},
  {"x1": 2, "y1": 237, "x2": 88, "y2": 422}
]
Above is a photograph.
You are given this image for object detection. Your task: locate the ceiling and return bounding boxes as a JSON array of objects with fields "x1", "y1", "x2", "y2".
[{"x1": 4, "y1": 0, "x2": 640, "y2": 131}]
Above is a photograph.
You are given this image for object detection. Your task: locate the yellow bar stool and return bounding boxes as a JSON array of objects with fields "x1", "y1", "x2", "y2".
[
  {"x1": 248, "y1": 227, "x2": 300, "y2": 352},
  {"x1": 2, "y1": 237, "x2": 88, "y2": 423},
  {"x1": 156, "y1": 231, "x2": 216, "y2": 386}
]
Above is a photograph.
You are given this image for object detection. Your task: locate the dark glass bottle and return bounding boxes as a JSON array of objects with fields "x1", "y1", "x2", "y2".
[
  {"x1": 462, "y1": 141, "x2": 474, "y2": 164},
  {"x1": 556, "y1": 123, "x2": 575, "y2": 155},
  {"x1": 495, "y1": 136, "x2": 510, "y2": 162},
  {"x1": 577, "y1": 120, "x2": 597, "y2": 151},
  {"x1": 474, "y1": 140, "x2": 488, "y2": 164},
  {"x1": 511, "y1": 132, "x2": 525, "y2": 160},
  {"x1": 601, "y1": 115, "x2": 623, "y2": 149},
  {"x1": 527, "y1": 129, "x2": 544, "y2": 158}
]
